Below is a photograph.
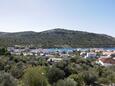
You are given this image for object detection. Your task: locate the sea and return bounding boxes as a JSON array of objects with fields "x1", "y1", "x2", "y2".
[{"x1": 45, "y1": 48, "x2": 115, "y2": 53}]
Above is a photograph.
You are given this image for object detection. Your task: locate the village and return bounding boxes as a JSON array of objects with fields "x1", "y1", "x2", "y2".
[{"x1": 7, "y1": 46, "x2": 115, "y2": 67}]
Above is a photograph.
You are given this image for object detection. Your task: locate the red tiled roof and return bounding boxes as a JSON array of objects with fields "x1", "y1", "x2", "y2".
[{"x1": 99, "y1": 58, "x2": 115, "y2": 64}]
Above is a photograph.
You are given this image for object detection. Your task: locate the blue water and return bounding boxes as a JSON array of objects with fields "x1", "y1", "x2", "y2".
[
  {"x1": 45, "y1": 48, "x2": 77, "y2": 52},
  {"x1": 45, "y1": 48, "x2": 115, "y2": 52},
  {"x1": 103, "y1": 48, "x2": 115, "y2": 50}
]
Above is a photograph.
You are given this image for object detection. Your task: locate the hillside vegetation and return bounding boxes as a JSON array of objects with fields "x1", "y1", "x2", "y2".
[{"x1": 0, "y1": 29, "x2": 115, "y2": 48}]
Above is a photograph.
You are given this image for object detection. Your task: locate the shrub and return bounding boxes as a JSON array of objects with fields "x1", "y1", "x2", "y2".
[{"x1": 23, "y1": 66, "x2": 49, "y2": 86}]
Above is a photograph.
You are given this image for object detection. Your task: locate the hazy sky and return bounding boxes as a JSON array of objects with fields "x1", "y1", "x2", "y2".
[{"x1": 0, "y1": 0, "x2": 115, "y2": 36}]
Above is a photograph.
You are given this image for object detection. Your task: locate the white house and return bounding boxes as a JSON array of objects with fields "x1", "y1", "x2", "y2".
[
  {"x1": 23, "y1": 52, "x2": 33, "y2": 56},
  {"x1": 84, "y1": 52, "x2": 97, "y2": 58},
  {"x1": 47, "y1": 58, "x2": 62, "y2": 62},
  {"x1": 59, "y1": 53, "x2": 70, "y2": 58}
]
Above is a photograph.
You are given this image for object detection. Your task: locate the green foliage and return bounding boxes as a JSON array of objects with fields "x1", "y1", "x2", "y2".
[
  {"x1": 69, "y1": 74, "x2": 85, "y2": 86},
  {"x1": 98, "y1": 69, "x2": 115, "y2": 85},
  {"x1": 0, "y1": 72, "x2": 17, "y2": 86},
  {"x1": 80, "y1": 71, "x2": 98, "y2": 85},
  {"x1": 47, "y1": 67, "x2": 65, "y2": 84},
  {"x1": 11, "y1": 62, "x2": 25, "y2": 79},
  {"x1": 0, "y1": 29, "x2": 115, "y2": 47},
  {"x1": 55, "y1": 78, "x2": 77, "y2": 86},
  {"x1": 37, "y1": 58, "x2": 48, "y2": 66},
  {"x1": 23, "y1": 66, "x2": 49, "y2": 86},
  {"x1": 69, "y1": 70, "x2": 98, "y2": 86},
  {"x1": 0, "y1": 49, "x2": 115, "y2": 86},
  {"x1": 0, "y1": 48, "x2": 10, "y2": 56},
  {"x1": 0, "y1": 60, "x2": 5, "y2": 70}
]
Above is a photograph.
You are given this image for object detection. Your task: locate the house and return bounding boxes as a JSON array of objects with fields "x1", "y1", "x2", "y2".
[
  {"x1": 103, "y1": 51, "x2": 115, "y2": 57},
  {"x1": 97, "y1": 57, "x2": 115, "y2": 66},
  {"x1": 59, "y1": 53, "x2": 70, "y2": 58},
  {"x1": 11, "y1": 52, "x2": 21, "y2": 55},
  {"x1": 23, "y1": 52, "x2": 33, "y2": 56},
  {"x1": 84, "y1": 52, "x2": 97, "y2": 58},
  {"x1": 80, "y1": 52, "x2": 86, "y2": 57},
  {"x1": 9, "y1": 48, "x2": 26, "y2": 55},
  {"x1": 7, "y1": 47, "x2": 15, "y2": 52},
  {"x1": 47, "y1": 58, "x2": 62, "y2": 62}
]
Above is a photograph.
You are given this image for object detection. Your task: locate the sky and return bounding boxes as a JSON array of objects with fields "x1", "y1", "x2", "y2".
[{"x1": 0, "y1": 0, "x2": 115, "y2": 36}]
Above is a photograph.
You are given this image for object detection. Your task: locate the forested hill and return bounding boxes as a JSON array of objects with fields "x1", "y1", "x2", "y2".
[{"x1": 0, "y1": 28, "x2": 115, "y2": 48}]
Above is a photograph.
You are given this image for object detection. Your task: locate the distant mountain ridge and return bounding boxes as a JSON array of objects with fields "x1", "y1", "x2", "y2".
[{"x1": 0, "y1": 28, "x2": 115, "y2": 48}]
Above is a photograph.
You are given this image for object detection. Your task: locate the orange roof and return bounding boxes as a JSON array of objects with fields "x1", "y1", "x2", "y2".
[{"x1": 99, "y1": 58, "x2": 115, "y2": 64}]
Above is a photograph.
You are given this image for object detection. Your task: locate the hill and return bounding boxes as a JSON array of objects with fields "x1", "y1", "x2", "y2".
[{"x1": 0, "y1": 28, "x2": 115, "y2": 48}]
